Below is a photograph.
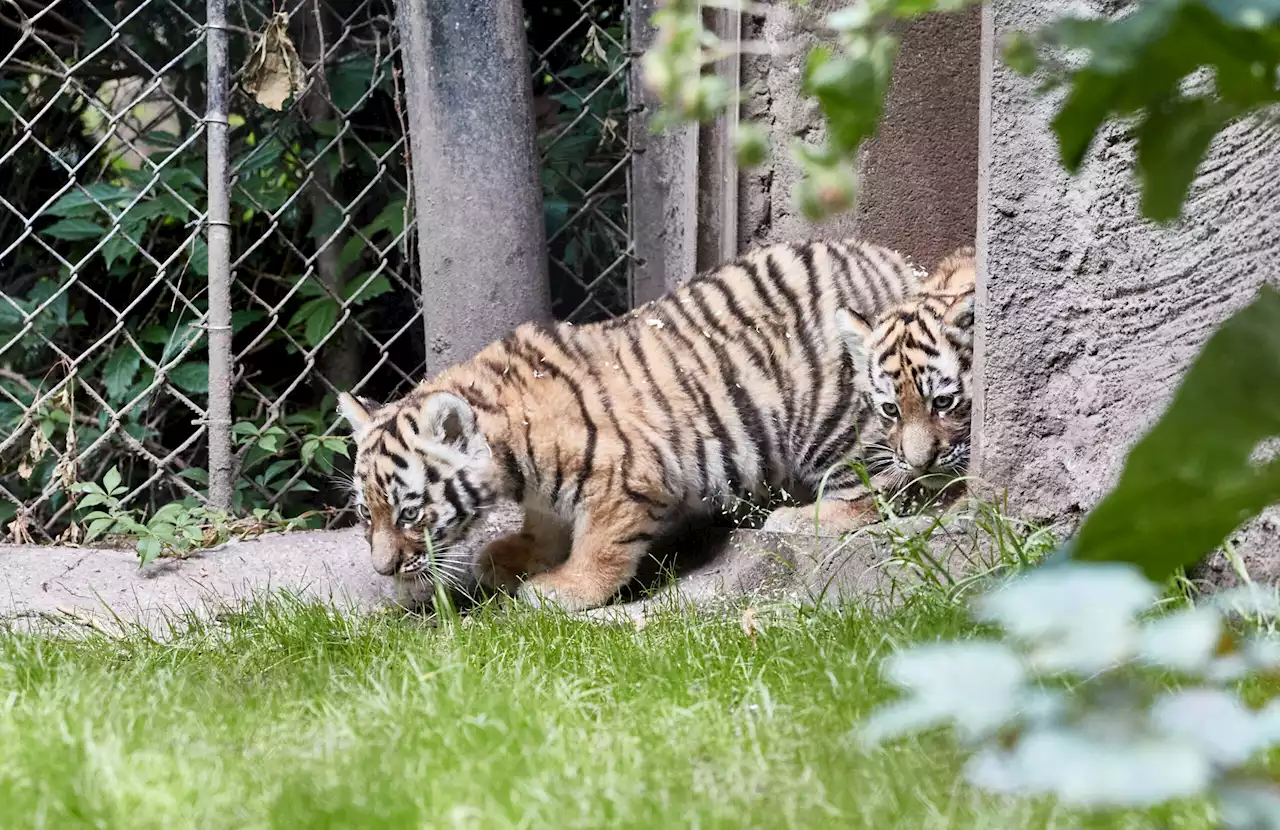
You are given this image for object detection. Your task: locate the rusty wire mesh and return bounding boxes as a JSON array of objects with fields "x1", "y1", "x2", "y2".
[
  {"x1": 0, "y1": 0, "x2": 636, "y2": 541},
  {"x1": 529, "y1": 0, "x2": 636, "y2": 324}
]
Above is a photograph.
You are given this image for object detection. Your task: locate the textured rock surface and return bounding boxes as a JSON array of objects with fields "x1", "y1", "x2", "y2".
[
  {"x1": 738, "y1": 7, "x2": 980, "y2": 266},
  {"x1": 973, "y1": 0, "x2": 1280, "y2": 569},
  {"x1": 0, "y1": 508, "x2": 994, "y2": 633}
]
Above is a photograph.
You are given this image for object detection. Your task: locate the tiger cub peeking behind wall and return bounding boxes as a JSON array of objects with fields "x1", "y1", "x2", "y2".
[{"x1": 337, "y1": 240, "x2": 976, "y2": 612}]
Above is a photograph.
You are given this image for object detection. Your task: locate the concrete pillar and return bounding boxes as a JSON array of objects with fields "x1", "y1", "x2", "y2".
[
  {"x1": 853, "y1": 8, "x2": 981, "y2": 268},
  {"x1": 396, "y1": 0, "x2": 551, "y2": 377},
  {"x1": 737, "y1": 5, "x2": 980, "y2": 267},
  {"x1": 972, "y1": 0, "x2": 1280, "y2": 570},
  {"x1": 631, "y1": 0, "x2": 700, "y2": 304}
]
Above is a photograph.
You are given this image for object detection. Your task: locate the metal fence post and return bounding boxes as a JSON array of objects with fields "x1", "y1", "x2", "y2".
[
  {"x1": 206, "y1": 0, "x2": 234, "y2": 509},
  {"x1": 696, "y1": 1, "x2": 740, "y2": 270}
]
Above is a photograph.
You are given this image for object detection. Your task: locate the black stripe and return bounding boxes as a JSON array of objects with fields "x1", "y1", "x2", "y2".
[
  {"x1": 612, "y1": 339, "x2": 681, "y2": 499},
  {"x1": 500, "y1": 448, "x2": 526, "y2": 503},
  {"x1": 737, "y1": 259, "x2": 784, "y2": 319},
  {"x1": 550, "y1": 443, "x2": 565, "y2": 506},
  {"x1": 553, "y1": 335, "x2": 660, "y2": 509},
  {"x1": 661, "y1": 301, "x2": 715, "y2": 375},
  {"x1": 822, "y1": 243, "x2": 862, "y2": 321},
  {"x1": 626, "y1": 334, "x2": 683, "y2": 479},
  {"x1": 442, "y1": 478, "x2": 465, "y2": 516},
  {"x1": 813, "y1": 409, "x2": 876, "y2": 474},
  {"x1": 767, "y1": 251, "x2": 823, "y2": 460},
  {"x1": 649, "y1": 331, "x2": 726, "y2": 496},
  {"x1": 845, "y1": 244, "x2": 890, "y2": 313},
  {"x1": 794, "y1": 241, "x2": 831, "y2": 464},
  {"x1": 807, "y1": 363, "x2": 858, "y2": 471},
  {"x1": 456, "y1": 474, "x2": 481, "y2": 508},
  {"x1": 682, "y1": 285, "x2": 775, "y2": 486},
  {"x1": 508, "y1": 337, "x2": 598, "y2": 506},
  {"x1": 648, "y1": 302, "x2": 743, "y2": 493}
]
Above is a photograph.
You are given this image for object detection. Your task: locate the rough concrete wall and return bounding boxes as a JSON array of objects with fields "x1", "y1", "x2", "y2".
[
  {"x1": 973, "y1": 0, "x2": 1280, "y2": 561},
  {"x1": 398, "y1": 0, "x2": 551, "y2": 377},
  {"x1": 737, "y1": 8, "x2": 980, "y2": 267}
]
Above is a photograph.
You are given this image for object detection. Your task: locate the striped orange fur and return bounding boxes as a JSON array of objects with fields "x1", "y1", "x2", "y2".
[{"x1": 337, "y1": 239, "x2": 974, "y2": 611}]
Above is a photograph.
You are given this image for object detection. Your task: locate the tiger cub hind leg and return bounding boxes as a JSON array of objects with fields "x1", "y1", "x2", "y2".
[
  {"x1": 474, "y1": 507, "x2": 571, "y2": 594},
  {"x1": 516, "y1": 497, "x2": 668, "y2": 612},
  {"x1": 761, "y1": 488, "x2": 881, "y2": 537}
]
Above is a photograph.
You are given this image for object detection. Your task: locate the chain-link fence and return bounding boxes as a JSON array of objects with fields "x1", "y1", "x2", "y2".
[
  {"x1": 529, "y1": 0, "x2": 636, "y2": 323},
  {"x1": 0, "y1": 0, "x2": 636, "y2": 541}
]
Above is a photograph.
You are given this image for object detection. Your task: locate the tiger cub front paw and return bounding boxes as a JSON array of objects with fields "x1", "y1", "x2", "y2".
[{"x1": 474, "y1": 533, "x2": 540, "y2": 593}]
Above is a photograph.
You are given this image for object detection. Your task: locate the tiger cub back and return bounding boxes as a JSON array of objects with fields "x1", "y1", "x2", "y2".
[{"x1": 337, "y1": 239, "x2": 970, "y2": 612}]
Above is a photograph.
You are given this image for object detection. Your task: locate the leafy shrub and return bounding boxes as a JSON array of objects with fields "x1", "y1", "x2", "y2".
[{"x1": 862, "y1": 562, "x2": 1280, "y2": 824}]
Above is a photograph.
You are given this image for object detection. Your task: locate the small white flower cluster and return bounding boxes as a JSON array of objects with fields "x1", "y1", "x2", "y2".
[{"x1": 861, "y1": 562, "x2": 1280, "y2": 822}]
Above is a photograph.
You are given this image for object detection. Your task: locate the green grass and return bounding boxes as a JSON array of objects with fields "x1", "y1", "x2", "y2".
[{"x1": 0, "y1": 594, "x2": 1218, "y2": 829}]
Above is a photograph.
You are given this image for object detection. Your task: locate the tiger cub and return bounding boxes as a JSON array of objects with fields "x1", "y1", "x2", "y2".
[
  {"x1": 337, "y1": 240, "x2": 973, "y2": 612},
  {"x1": 762, "y1": 245, "x2": 976, "y2": 531}
]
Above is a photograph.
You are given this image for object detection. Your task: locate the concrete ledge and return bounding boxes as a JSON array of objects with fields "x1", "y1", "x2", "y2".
[{"x1": 0, "y1": 505, "x2": 997, "y2": 634}]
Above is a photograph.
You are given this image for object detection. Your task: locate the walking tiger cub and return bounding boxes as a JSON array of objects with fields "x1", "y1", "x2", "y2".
[{"x1": 337, "y1": 240, "x2": 975, "y2": 611}]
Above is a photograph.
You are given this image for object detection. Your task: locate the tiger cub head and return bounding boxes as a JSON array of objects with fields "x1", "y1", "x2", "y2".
[
  {"x1": 337, "y1": 391, "x2": 494, "y2": 579},
  {"x1": 834, "y1": 247, "x2": 975, "y2": 491}
]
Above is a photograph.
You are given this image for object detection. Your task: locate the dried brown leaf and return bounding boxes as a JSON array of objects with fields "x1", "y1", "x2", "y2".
[
  {"x1": 240, "y1": 13, "x2": 307, "y2": 111},
  {"x1": 740, "y1": 607, "x2": 759, "y2": 645}
]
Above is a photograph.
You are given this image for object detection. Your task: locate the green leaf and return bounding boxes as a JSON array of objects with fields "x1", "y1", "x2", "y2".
[
  {"x1": 301, "y1": 438, "x2": 318, "y2": 467},
  {"x1": 1135, "y1": 96, "x2": 1228, "y2": 222},
  {"x1": 85, "y1": 516, "x2": 118, "y2": 541},
  {"x1": 345, "y1": 275, "x2": 392, "y2": 305},
  {"x1": 324, "y1": 436, "x2": 350, "y2": 458},
  {"x1": 256, "y1": 427, "x2": 285, "y2": 454},
  {"x1": 288, "y1": 298, "x2": 340, "y2": 348},
  {"x1": 43, "y1": 219, "x2": 106, "y2": 241},
  {"x1": 77, "y1": 492, "x2": 107, "y2": 509},
  {"x1": 138, "y1": 325, "x2": 171, "y2": 344},
  {"x1": 140, "y1": 130, "x2": 183, "y2": 149},
  {"x1": 146, "y1": 521, "x2": 181, "y2": 545},
  {"x1": 179, "y1": 467, "x2": 209, "y2": 485},
  {"x1": 363, "y1": 198, "x2": 407, "y2": 238},
  {"x1": 103, "y1": 466, "x2": 122, "y2": 494},
  {"x1": 101, "y1": 221, "x2": 143, "y2": 271},
  {"x1": 166, "y1": 362, "x2": 209, "y2": 395},
  {"x1": 1072, "y1": 286, "x2": 1280, "y2": 579},
  {"x1": 262, "y1": 458, "x2": 296, "y2": 484},
  {"x1": 137, "y1": 536, "x2": 162, "y2": 566},
  {"x1": 102, "y1": 347, "x2": 142, "y2": 402},
  {"x1": 235, "y1": 138, "x2": 285, "y2": 176},
  {"x1": 45, "y1": 183, "x2": 134, "y2": 218},
  {"x1": 329, "y1": 56, "x2": 377, "y2": 113},
  {"x1": 189, "y1": 238, "x2": 208, "y2": 276},
  {"x1": 1036, "y1": 0, "x2": 1280, "y2": 219},
  {"x1": 802, "y1": 34, "x2": 898, "y2": 156}
]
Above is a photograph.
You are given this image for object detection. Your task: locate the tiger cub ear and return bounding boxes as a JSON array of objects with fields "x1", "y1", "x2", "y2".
[
  {"x1": 834, "y1": 307, "x2": 874, "y2": 366},
  {"x1": 337, "y1": 392, "x2": 375, "y2": 441},
  {"x1": 422, "y1": 392, "x2": 478, "y2": 451}
]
